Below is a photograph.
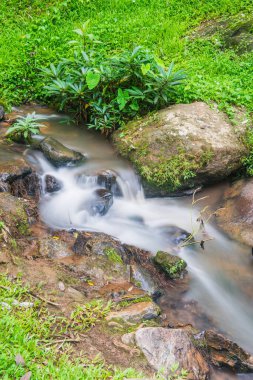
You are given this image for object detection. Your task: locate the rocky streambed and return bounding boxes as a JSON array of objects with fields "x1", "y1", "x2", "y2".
[{"x1": 0, "y1": 104, "x2": 253, "y2": 379}]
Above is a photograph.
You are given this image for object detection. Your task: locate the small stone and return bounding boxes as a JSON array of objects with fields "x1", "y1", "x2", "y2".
[
  {"x1": 20, "y1": 371, "x2": 32, "y2": 380},
  {"x1": 15, "y1": 354, "x2": 25, "y2": 366},
  {"x1": 154, "y1": 251, "x2": 187, "y2": 279},
  {"x1": 107, "y1": 321, "x2": 123, "y2": 329},
  {"x1": 106, "y1": 301, "x2": 160, "y2": 324},
  {"x1": 1, "y1": 302, "x2": 11, "y2": 310},
  {"x1": 58, "y1": 281, "x2": 65, "y2": 292}
]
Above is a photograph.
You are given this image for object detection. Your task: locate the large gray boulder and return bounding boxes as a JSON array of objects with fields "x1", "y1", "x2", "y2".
[
  {"x1": 113, "y1": 102, "x2": 248, "y2": 196},
  {"x1": 37, "y1": 137, "x2": 86, "y2": 167},
  {"x1": 134, "y1": 327, "x2": 209, "y2": 379}
]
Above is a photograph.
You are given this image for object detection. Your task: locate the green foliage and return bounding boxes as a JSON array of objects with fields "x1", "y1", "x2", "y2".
[
  {"x1": 0, "y1": 0, "x2": 252, "y2": 114},
  {"x1": 6, "y1": 112, "x2": 44, "y2": 143},
  {"x1": 70, "y1": 300, "x2": 112, "y2": 331},
  {"x1": 103, "y1": 247, "x2": 123, "y2": 264},
  {"x1": 42, "y1": 28, "x2": 186, "y2": 132},
  {"x1": 156, "y1": 363, "x2": 188, "y2": 380},
  {"x1": 242, "y1": 128, "x2": 253, "y2": 175}
]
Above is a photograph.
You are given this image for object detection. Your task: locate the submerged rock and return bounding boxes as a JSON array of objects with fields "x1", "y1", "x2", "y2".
[
  {"x1": 154, "y1": 251, "x2": 187, "y2": 279},
  {"x1": 45, "y1": 174, "x2": 62, "y2": 193},
  {"x1": 113, "y1": 102, "x2": 247, "y2": 196},
  {"x1": 135, "y1": 327, "x2": 209, "y2": 379},
  {"x1": 106, "y1": 301, "x2": 160, "y2": 324},
  {"x1": 89, "y1": 188, "x2": 113, "y2": 216},
  {"x1": 157, "y1": 225, "x2": 192, "y2": 246},
  {"x1": 37, "y1": 137, "x2": 85, "y2": 167}
]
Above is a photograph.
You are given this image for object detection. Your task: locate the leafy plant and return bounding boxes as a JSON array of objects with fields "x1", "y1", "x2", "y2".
[
  {"x1": 42, "y1": 23, "x2": 186, "y2": 132},
  {"x1": 6, "y1": 112, "x2": 45, "y2": 143}
]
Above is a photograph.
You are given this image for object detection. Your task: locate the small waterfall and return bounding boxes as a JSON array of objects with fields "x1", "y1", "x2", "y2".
[{"x1": 24, "y1": 108, "x2": 253, "y2": 356}]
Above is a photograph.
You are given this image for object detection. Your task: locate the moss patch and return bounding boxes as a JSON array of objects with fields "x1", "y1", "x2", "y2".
[
  {"x1": 103, "y1": 247, "x2": 123, "y2": 264},
  {"x1": 154, "y1": 251, "x2": 187, "y2": 279}
]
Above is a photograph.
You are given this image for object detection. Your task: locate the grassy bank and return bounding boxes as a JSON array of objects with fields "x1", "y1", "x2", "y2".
[
  {"x1": 0, "y1": 274, "x2": 141, "y2": 379},
  {"x1": 0, "y1": 0, "x2": 252, "y2": 112}
]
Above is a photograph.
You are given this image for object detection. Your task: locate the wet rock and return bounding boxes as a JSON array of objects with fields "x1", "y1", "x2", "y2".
[
  {"x1": 106, "y1": 301, "x2": 160, "y2": 324},
  {"x1": 0, "y1": 106, "x2": 4, "y2": 121},
  {"x1": 204, "y1": 330, "x2": 253, "y2": 372},
  {"x1": 10, "y1": 172, "x2": 41, "y2": 200},
  {"x1": 0, "y1": 159, "x2": 41, "y2": 200},
  {"x1": 87, "y1": 188, "x2": 113, "y2": 216},
  {"x1": 158, "y1": 225, "x2": 192, "y2": 246},
  {"x1": 37, "y1": 137, "x2": 85, "y2": 167},
  {"x1": 0, "y1": 159, "x2": 31, "y2": 183},
  {"x1": 154, "y1": 251, "x2": 187, "y2": 279},
  {"x1": 113, "y1": 102, "x2": 247, "y2": 195},
  {"x1": 135, "y1": 327, "x2": 209, "y2": 379},
  {"x1": 45, "y1": 174, "x2": 62, "y2": 193},
  {"x1": 131, "y1": 264, "x2": 159, "y2": 295},
  {"x1": 97, "y1": 169, "x2": 122, "y2": 196},
  {"x1": 216, "y1": 179, "x2": 253, "y2": 246},
  {"x1": 38, "y1": 237, "x2": 73, "y2": 259}
]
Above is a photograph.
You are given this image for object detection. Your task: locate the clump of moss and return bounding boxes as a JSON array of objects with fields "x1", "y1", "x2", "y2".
[
  {"x1": 103, "y1": 247, "x2": 123, "y2": 264},
  {"x1": 154, "y1": 251, "x2": 187, "y2": 279},
  {"x1": 118, "y1": 295, "x2": 152, "y2": 308}
]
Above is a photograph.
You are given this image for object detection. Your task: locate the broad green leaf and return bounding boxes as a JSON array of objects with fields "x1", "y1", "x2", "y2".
[
  {"x1": 141, "y1": 63, "x2": 151, "y2": 76},
  {"x1": 86, "y1": 71, "x2": 101, "y2": 90},
  {"x1": 117, "y1": 88, "x2": 130, "y2": 110}
]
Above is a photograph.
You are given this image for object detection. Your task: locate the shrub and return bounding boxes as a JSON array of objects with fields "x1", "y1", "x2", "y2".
[
  {"x1": 42, "y1": 22, "x2": 186, "y2": 133},
  {"x1": 6, "y1": 112, "x2": 44, "y2": 143}
]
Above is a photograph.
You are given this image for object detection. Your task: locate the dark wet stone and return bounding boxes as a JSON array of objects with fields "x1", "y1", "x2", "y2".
[
  {"x1": 10, "y1": 172, "x2": 41, "y2": 200},
  {"x1": 45, "y1": 174, "x2": 62, "y2": 193},
  {"x1": 89, "y1": 188, "x2": 113, "y2": 216},
  {"x1": 37, "y1": 137, "x2": 86, "y2": 167},
  {"x1": 0, "y1": 159, "x2": 41, "y2": 200}
]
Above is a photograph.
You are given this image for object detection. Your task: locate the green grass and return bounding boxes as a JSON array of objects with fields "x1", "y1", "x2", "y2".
[
  {"x1": 0, "y1": 0, "x2": 252, "y2": 112},
  {"x1": 0, "y1": 274, "x2": 141, "y2": 379}
]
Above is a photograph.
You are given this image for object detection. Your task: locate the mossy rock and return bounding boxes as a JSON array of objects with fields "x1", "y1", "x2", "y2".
[
  {"x1": 113, "y1": 102, "x2": 247, "y2": 195},
  {"x1": 193, "y1": 14, "x2": 253, "y2": 54},
  {"x1": 37, "y1": 137, "x2": 86, "y2": 168},
  {"x1": 154, "y1": 251, "x2": 187, "y2": 279}
]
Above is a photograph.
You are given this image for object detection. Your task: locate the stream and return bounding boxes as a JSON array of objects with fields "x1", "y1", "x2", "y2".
[{"x1": 5, "y1": 105, "x2": 253, "y2": 378}]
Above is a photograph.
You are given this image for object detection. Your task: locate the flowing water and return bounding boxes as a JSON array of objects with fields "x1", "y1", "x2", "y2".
[{"x1": 6, "y1": 106, "x2": 253, "y2": 377}]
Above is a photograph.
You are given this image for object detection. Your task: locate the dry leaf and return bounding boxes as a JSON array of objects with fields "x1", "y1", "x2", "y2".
[
  {"x1": 20, "y1": 372, "x2": 32, "y2": 380},
  {"x1": 15, "y1": 354, "x2": 25, "y2": 366}
]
